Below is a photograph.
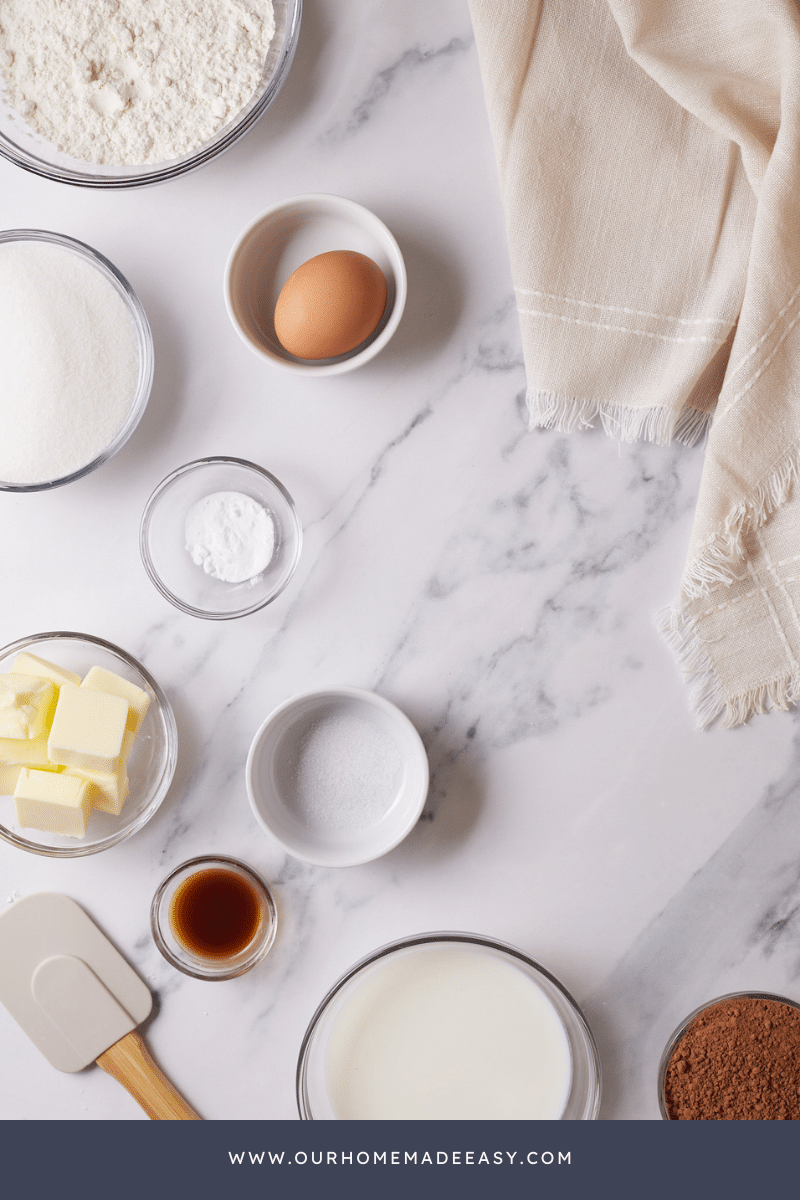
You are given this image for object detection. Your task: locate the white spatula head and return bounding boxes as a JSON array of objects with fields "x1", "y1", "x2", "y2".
[
  {"x1": 32, "y1": 955, "x2": 137, "y2": 1071},
  {"x1": 0, "y1": 893, "x2": 151, "y2": 1072}
]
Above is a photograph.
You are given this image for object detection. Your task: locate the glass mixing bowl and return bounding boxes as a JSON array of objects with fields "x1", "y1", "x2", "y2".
[
  {"x1": 658, "y1": 990, "x2": 800, "y2": 1119},
  {"x1": 140, "y1": 456, "x2": 302, "y2": 620},
  {"x1": 0, "y1": 632, "x2": 177, "y2": 858},
  {"x1": 0, "y1": 229, "x2": 153, "y2": 492},
  {"x1": 297, "y1": 932, "x2": 602, "y2": 1120},
  {"x1": 151, "y1": 855, "x2": 278, "y2": 981},
  {"x1": 0, "y1": 0, "x2": 301, "y2": 187}
]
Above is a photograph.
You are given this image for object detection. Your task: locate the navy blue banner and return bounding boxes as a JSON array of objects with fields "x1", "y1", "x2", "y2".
[{"x1": 0, "y1": 1119, "x2": 796, "y2": 1200}]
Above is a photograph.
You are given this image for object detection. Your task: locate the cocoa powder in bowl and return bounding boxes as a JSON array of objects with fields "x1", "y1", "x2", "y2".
[{"x1": 660, "y1": 992, "x2": 800, "y2": 1119}]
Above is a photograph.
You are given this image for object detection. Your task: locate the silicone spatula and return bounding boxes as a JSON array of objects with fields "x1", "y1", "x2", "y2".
[{"x1": 0, "y1": 892, "x2": 200, "y2": 1119}]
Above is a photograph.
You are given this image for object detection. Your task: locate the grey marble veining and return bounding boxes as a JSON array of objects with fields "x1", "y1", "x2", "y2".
[
  {"x1": 322, "y1": 35, "x2": 474, "y2": 142},
  {"x1": 587, "y1": 713, "x2": 800, "y2": 1117}
]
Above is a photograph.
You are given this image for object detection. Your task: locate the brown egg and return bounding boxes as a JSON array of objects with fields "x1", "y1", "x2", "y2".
[{"x1": 274, "y1": 250, "x2": 388, "y2": 360}]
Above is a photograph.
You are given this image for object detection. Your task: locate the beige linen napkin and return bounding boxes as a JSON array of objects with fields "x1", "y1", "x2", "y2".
[{"x1": 469, "y1": 0, "x2": 800, "y2": 726}]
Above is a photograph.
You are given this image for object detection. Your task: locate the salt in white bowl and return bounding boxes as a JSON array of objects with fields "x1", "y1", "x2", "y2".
[{"x1": 245, "y1": 687, "x2": 429, "y2": 867}]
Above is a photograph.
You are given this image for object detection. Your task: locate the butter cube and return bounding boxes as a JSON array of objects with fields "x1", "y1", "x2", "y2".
[
  {"x1": 48, "y1": 683, "x2": 128, "y2": 773},
  {"x1": 80, "y1": 666, "x2": 150, "y2": 735},
  {"x1": 0, "y1": 674, "x2": 56, "y2": 739},
  {"x1": 11, "y1": 652, "x2": 81, "y2": 688},
  {"x1": 65, "y1": 730, "x2": 135, "y2": 816},
  {"x1": 14, "y1": 768, "x2": 92, "y2": 838},
  {"x1": 0, "y1": 732, "x2": 59, "y2": 768},
  {"x1": 86, "y1": 770, "x2": 129, "y2": 817},
  {"x1": 0, "y1": 763, "x2": 21, "y2": 794}
]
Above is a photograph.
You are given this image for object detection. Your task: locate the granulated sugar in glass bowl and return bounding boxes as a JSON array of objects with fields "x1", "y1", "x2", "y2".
[{"x1": 0, "y1": 230, "x2": 153, "y2": 491}]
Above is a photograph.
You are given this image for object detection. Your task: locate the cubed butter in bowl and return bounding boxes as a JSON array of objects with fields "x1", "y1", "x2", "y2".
[
  {"x1": 47, "y1": 683, "x2": 128, "y2": 772},
  {"x1": 0, "y1": 732, "x2": 58, "y2": 770},
  {"x1": 81, "y1": 665, "x2": 151, "y2": 735},
  {"x1": 14, "y1": 769, "x2": 93, "y2": 840},
  {"x1": 0, "y1": 633, "x2": 176, "y2": 858},
  {"x1": 64, "y1": 730, "x2": 136, "y2": 816},
  {"x1": 11, "y1": 652, "x2": 81, "y2": 689},
  {"x1": 0, "y1": 674, "x2": 56, "y2": 739}
]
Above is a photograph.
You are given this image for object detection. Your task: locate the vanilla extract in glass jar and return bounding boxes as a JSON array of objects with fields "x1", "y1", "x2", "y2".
[
  {"x1": 151, "y1": 856, "x2": 277, "y2": 980},
  {"x1": 170, "y1": 868, "x2": 262, "y2": 959}
]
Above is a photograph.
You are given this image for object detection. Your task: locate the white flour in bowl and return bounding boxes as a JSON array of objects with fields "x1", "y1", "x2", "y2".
[{"x1": 0, "y1": 0, "x2": 275, "y2": 165}]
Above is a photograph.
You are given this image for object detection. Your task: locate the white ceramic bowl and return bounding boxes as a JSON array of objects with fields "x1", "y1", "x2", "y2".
[
  {"x1": 0, "y1": 0, "x2": 301, "y2": 188},
  {"x1": 246, "y1": 687, "x2": 428, "y2": 866},
  {"x1": 140, "y1": 456, "x2": 302, "y2": 620},
  {"x1": 225, "y1": 194, "x2": 407, "y2": 375},
  {"x1": 0, "y1": 632, "x2": 177, "y2": 858}
]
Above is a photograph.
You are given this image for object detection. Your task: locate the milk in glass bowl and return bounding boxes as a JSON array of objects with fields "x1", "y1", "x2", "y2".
[{"x1": 297, "y1": 932, "x2": 601, "y2": 1120}]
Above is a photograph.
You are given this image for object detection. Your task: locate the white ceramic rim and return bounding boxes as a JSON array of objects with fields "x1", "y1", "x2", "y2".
[
  {"x1": 245, "y1": 686, "x2": 429, "y2": 866},
  {"x1": 224, "y1": 193, "x2": 408, "y2": 376}
]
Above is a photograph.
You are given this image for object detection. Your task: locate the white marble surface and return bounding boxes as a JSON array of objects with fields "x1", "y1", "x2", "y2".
[{"x1": 2, "y1": 0, "x2": 800, "y2": 1122}]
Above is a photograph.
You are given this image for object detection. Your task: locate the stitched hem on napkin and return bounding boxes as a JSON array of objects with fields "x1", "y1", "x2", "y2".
[
  {"x1": 527, "y1": 389, "x2": 711, "y2": 447},
  {"x1": 655, "y1": 603, "x2": 800, "y2": 728}
]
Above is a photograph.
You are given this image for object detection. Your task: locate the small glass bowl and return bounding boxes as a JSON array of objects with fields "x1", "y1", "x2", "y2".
[
  {"x1": 140, "y1": 457, "x2": 302, "y2": 620},
  {"x1": 658, "y1": 990, "x2": 800, "y2": 1119},
  {"x1": 0, "y1": 632, "x2": 177, "y2": 858},
  {"x1": 297, "y1": 932, "x2": 601, "y2": 1120},
  {"x1": 0, "y1": 0, "x2": 301, "y2": 188},
  {"x1": 151, "y1": 855, "x2": 278, "y2": 981},
  {"x1": 225, "y1": 194, "x2": 407, "y2": 376},
  {"x1": 0, "y1": 230, "x2": 153, "y2": 492},
  {"x1": 246, "y1": 687, "x2": 429, "y2": 867}
]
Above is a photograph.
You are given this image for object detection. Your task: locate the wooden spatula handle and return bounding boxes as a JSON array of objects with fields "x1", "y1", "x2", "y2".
[{"x1": 96, "y1": 1029, "x2": 201, "y2": 1120}]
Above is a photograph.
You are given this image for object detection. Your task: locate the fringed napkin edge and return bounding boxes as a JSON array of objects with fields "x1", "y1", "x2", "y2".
[
  {"x1": 527, "y1": 390, "x2": 711, "y2": 447},
  {"x1": 528, "y1": 388, "x2": 800, "y2": 728},
  {"x1": 655, "y1": 602, "x2": 800, "y2": 729}
]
